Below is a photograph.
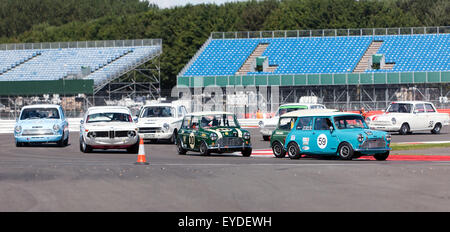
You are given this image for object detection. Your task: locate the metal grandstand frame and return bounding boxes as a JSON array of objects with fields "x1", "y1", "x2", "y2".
[{"x1": 0, "y1": 39, "x2": 163, "y2": 119}]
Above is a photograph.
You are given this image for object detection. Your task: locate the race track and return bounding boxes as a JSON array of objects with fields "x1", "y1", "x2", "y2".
[{"x1": 0, "y1": 128, "x2": 449, "y2": 211}]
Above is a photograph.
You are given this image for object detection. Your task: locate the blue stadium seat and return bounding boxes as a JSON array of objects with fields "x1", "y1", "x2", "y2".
[{"x1": 182, "y1": 34, "x2": 449, "y2": 76}]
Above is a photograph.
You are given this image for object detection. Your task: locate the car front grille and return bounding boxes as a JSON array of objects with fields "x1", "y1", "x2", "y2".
[
  {"x1": 218, "y1": 137, "x2": 243, "y2": 147},
  {"x1": 138, "y1": 127, "x2": 161, "y2": 133},
  {"x1": 360, "y1": 139, "x2": 386, "y2": 149},
  {"x1": 115, "y1": 131, "x2": 130, "y2": 137},
  {"x1": 22, "y1": 129, "x2": 54, "y2": 136}
]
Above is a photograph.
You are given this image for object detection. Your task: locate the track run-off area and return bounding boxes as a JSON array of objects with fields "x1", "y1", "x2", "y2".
[{"x1": 0, "y1": 128, "x2": 449, "y2": 211}]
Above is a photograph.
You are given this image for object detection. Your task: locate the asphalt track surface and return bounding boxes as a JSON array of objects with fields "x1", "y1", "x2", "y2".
[{"x1": 0, "y1": 128, "x2": 449, "y2": 211}]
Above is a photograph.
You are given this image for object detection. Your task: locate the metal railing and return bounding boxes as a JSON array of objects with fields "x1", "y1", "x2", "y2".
[
  {"x1": 211, "y1": 26, "x2": 450, "y2": 39},
  {"x1": 0, "y1": 39, "x2": 163, "y2": 51}
]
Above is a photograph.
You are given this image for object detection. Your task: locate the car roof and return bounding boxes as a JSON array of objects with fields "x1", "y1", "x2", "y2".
[
  {"x1": 87, "y1": 106, "x2": 131, "y2": 114},
  {"x1": 142, "y1": 103, "x2": 178, "y2": 107},
  {"x1": 280, "y1": 103, "x2": 324, "y2": 107},
  {"x1": 281, "y1": 109, "x2": 358, "y2": 118},
  {"x1": 185, "y1": 111, "x2": 234, "y2": 117},
  {"x1": 22, "y1": 104, "x2": 60, "y2": 109},
  {"x1": 390, "y1": 101, "x2": 432, "y2": 104}
]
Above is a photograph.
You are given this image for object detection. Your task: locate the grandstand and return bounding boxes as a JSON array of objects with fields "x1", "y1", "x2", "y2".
[
  {"x1": 0, "y1": 39, "x2": 162, "y2": 119},
  {"x1": 177, "y1": 26, "x2": 450, "y2": 113},
  {"x1": 0, "y1": 39, "x2": 162, "y2": 95}
]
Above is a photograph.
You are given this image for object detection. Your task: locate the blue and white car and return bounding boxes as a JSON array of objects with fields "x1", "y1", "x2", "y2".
[
  {"x1": 283, "y1": 111, "x2": 391, "y2": 160},
  {"x1": 14, "y1": 104, "x2": 69, "y2": 147}
]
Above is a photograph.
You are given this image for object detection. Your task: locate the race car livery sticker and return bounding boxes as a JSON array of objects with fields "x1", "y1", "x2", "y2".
[
  {"x1": 189, "y1": 132, "x2": 195, "y2": 149},
  {"x1": 302, "y1": 137, "x2": 309, "y2": 145},
  {"x1": 317, "y1": 134, "x2": 327, "y2": 149}
]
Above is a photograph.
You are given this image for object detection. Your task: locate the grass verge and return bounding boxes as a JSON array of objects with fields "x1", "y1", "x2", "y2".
[{"x1": 390, "y1": 142, "x2": 450, "y2": 151}]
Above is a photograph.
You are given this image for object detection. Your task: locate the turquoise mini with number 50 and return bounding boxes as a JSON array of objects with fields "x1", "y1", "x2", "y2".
[{"x1": 283, "y1": 111, "x2": 391, "y2": 160}]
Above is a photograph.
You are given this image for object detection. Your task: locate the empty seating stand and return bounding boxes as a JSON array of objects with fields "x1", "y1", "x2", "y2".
[
  {"x1": 0, "y1": 45, "x2": 161, "y2": 85},
  {"x1": 182, "y1": 33, "x2": 450, "y2": 76}
]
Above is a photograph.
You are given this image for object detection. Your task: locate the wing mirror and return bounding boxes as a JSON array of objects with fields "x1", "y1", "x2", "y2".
[
  {"x1": 329, "y1": 126, "x2": 334, "y2": 133},
  {"x1": 80, "y1": 120, "x2": 84, "y2": 124}
]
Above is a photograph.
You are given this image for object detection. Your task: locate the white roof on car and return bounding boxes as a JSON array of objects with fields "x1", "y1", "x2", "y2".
[
  {"x1": 87, "y1": 106, "x2": 131, "y2": 115},
  {"x1": 186, "y1": 111, "x2": 234, "y2": 116},
  {"x1": 22, "y1": 104, "x2": 60, "y2": 109},
  {"x1": 390, "y1": 101, "x2": 432, "y2": 104},
  {"x1": 281, "y1": 109, "x2": 357, "y2": 118},
  {"x1": 280, "y1": 103, "x2": 324, "y2": 107}
]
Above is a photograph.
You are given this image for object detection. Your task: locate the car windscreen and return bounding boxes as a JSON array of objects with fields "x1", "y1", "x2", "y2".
[
  {"x1": 20, "y1": 108, "x2": 60, "y2": 120},
  {"x1": 386, "y1": 103, "x2": 412, "y2": 113},
  {"x1": 333, "y1": 115, "x2": 368, "y2": 129},
  {"x1": 141, "y1": 106, "x2": 174, "y2": 118},
  {"x1": 86, "y1": 112, "x2": 132, "y2": 123},
  {"x1": 200, "y1": 114, "x2": 239, "y2": 128}
]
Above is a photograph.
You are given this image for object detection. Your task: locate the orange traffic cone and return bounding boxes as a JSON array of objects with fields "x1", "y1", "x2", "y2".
[{"x1": 135, "y1": 137, "x2": 149, "y2": 165}]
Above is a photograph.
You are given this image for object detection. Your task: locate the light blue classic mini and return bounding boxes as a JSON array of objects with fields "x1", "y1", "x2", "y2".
[
  {"x1": 284, "y1": 111, "x2": 391, "y2": 160},
  {"x1": 14, "y1": 104, "x2": 69, "y2": 147}
]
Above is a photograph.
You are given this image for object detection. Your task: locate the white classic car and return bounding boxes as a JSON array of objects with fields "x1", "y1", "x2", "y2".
[
  {"x1": 366, "y1": 101, "x2": 450, "y2": 135},
  {"x1": 258, "y1": 103, "x2": 327, "y2": 141},
  {"x1": 135, "y1": 103, "x2": 188, "y2": 143},
  {"x1": 79, "y1": 106, "x2": 139, "y2": 153}
]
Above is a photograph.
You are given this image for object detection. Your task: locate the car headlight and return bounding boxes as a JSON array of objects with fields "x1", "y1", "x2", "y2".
[
  {"x1": 357, "y1": 134, "x2": 364, "y2": 143},
  {"x1": 88, "y1": 132, "x2": 96, "y2": 138},
  {"x1": 210, "y1": 133, "x2": 218, "y2": 141},
  {"x1": 386, "y1": 134, "x2": 391, "y2": 142},
  {"x1": 244, "y1": 132, "x2": 251, "y2": 140},
  {"x1": 391, "y1": 117, "x2": 396, "y2": 125},
  {"x1": 163, "y1": 123, "x2": 170, "y2": 130},
  {"x1": 53, "y1": 124, "x2": 60, "y2": 131},
  {"x1": 366, "y1": 117, "x2": 371, "y2": 123},
  {"x1": 127, "y1": 131, "x2": 136, "y2": 138},
  {"x1": 15, "y1": 125, "x2": 22, "y2": 134},
  {"x1": 258, "y1": 121, "x2": 264, "y2": 128}
]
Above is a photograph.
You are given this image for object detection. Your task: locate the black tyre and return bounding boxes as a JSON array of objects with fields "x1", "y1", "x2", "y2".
[
  {"x1": 15, "y1": 140, "x2": 23, "y2": 147},
  {"x1": 242, "y1": 148, "x2": 252, "y2": 157},
  {"x1": 63, "y1": 135, "x2": 69, "y2": 146},
  {"x1": 399, "y1": 123, "x2": 410, "y2": 135},
  {"x1": 80, "y1": 137, "x2": 92, "y2": 153},
  {"x1": 337, "y1": 142, "x2": 354, "y2": 160},
  {"x1": 199, "y1": 141, "x2": 210, "y2": 156},
  {"x1": 272, "y1": 141, "x2": 286, "y2": 158},
  {"x1": 374, "y1": 151, "x2": 389, "y2": 161},
  {"x1": 127, "y1": 140, "x2": 139, "y2": 154},
  {"x1": 57, "y1": 133, "x2": 65, "y2": 147},
  {"x1": 431, "y1": 123, "x2": 442, "y2": 134},
  {"x1": 177, "y1": 137, "x2": 187, "y2": 155},
  {"x1": 287, "y1": 142, "x2": 301, "y2": 159}
]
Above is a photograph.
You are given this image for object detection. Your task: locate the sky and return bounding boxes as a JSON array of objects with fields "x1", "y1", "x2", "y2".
[{"x1": 146, "y1": 0, "x2": 250, "y2": 9}]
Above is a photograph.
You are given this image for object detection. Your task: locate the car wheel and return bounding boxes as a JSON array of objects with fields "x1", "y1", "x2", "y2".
[
  {"x1": 199, "y1": 141, "x2": 210, "y2": 156},
  {"x1": 127, "y1": 140, "x2": 139, "y2": 154},
  {"x1": 374, "y1": 151, "x2": 389, "y2": 161},
  {"x1": 80, "y1": 138, "x2": 92, "y2": 153},
  {"x1": 170, "y1": 131, "x2": 177, "y2": 144},
  {"x1": 287, "y1": 142, "x2": 301, "y2": 159},
  {"x1": 242, "y1": 148, "x2": 252, "y2": 157},
  {"x1": 57, "y1": 133, "x2": 65, "y2": 147},
  {"x1": 399, "y1": 123, "x2": 410, "y2": 135},
  {"x1": 15, "y1": 140, "x2": 23, "y2": 147},
  {"x1": 337, "y1": 142, "x2": 354, "y2": 160},
  {"x1": 177, "y1": 137, "x2": 187, "y2": 155},
  {"x1": 431, "y1": 123, "x2": 442, "y2": 134},
  {"x1": 272, "y1": 141, "x2": 286, "y2": 158},
  {"x1": 63, "y1": 135, "x2": 69, "y2": 146}
]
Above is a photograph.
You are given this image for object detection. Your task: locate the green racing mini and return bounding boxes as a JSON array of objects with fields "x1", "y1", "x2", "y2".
[{"x1": 176, "y1": 111, "x2": 252, "y2": 156}]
